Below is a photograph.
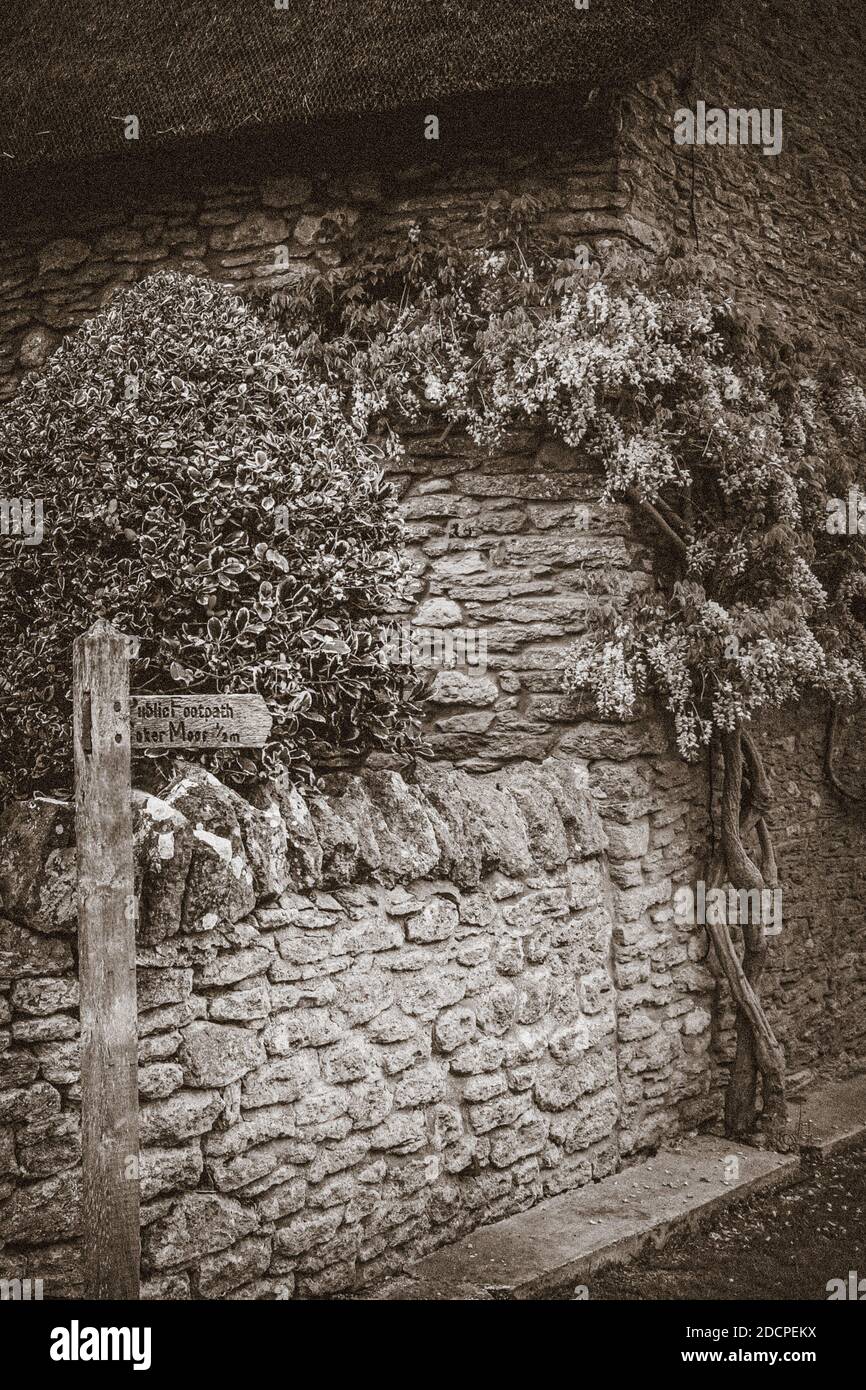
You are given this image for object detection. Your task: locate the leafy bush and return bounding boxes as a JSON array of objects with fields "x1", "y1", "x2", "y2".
[{"x1": 0, "y1": 270, "x2": 420, "y2": 799}]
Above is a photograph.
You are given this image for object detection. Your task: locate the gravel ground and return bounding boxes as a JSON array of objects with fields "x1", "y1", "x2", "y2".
[{"x1": 582, "y1": 1141, "x2": 866, "y2": 1301}]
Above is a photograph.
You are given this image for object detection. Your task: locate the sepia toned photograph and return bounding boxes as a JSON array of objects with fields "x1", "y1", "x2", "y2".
[{"x1": 0, "y1": 0, "x2": 863, "y2": 1370}]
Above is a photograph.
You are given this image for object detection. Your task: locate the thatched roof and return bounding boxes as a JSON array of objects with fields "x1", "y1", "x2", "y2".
[{"x1": 2, "y1": 1, "x2": 713, "y2": 172}]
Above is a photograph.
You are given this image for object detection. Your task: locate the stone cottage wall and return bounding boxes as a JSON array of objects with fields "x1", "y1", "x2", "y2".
[
  {"x1": 623, "y1": 0, "x2": 866, "y2": 363},
  {"x1": 0, "y1": 131, "x2": 639, "y2": 401},
  {"x1": 750, "y1": 705, "x2": 866, "y2": 1080},
  {"x1": 1, "y1": 3, "x2": 863, "y2": 394},
  {"x1": 387, "y1": 417, "x2": 866, "y2": 1140}
]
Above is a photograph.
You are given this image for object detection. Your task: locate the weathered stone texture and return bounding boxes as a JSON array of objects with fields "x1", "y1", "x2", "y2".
[
  {"x1": 3, "y1": 722, "x2": 858, "y2": 1298},
  {"x1": 0, "y1": 760, "x2": 625, "y2": 1298}
]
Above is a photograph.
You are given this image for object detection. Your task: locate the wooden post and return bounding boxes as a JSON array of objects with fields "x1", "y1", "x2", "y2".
[{"x1": 73, "y1": 620, "x2": 140, "y2": 1300}]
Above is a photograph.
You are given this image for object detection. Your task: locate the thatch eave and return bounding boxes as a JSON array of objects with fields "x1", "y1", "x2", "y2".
[{"x1": 2, "y1": 1, "x2": 714, "y2": 174}]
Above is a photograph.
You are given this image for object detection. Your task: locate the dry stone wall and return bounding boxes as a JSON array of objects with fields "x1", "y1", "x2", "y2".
[
  {"x1": 0, "y1": 757, "x2": 648, "y2": 1299},
  {"x1": 4, "y1": 746, "x2": 858, "y2": 1299}
]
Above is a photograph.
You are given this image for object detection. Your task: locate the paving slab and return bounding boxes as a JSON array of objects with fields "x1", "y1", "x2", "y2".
[
  {"x1": 796, "y1": 1073, "x2": 866, "y2": 1158},
  {"x1": 359, "y1": 1275, "x2": 493, "y2": 1300}
]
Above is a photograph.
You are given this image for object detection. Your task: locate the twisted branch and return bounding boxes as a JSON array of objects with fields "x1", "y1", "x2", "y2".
[
  {"x1": 702, "y1": 730, "x2": 786, "y2": 1139},
  {"x1": 626, "y1": 487, "x2": 689, "y2": 557}
]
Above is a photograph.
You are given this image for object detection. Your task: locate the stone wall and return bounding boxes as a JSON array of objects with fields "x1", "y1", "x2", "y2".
[
  {"x1": 0, "y1": 133, "x2": 641, "y2": 400},
  {"x1": 750, "y1": 705, "x2": 866, "y2": 1079},
  {"x1": 623, "y1": 0, "x2": 866, "y2": 364},
  {"x1": 2, "y1": 741, "x2": 862, "y2": 1299},
  {"x1": 0, "y1": 759, "x2": 639, "y2": 1298},
  {"x1": 385, "y1": 419, "x2": 866, "y2": 1146}
]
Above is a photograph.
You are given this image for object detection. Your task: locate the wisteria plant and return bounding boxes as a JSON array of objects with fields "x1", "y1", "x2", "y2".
[{"x1": 265, "y1": 223, "x2": 866, "y2": 1140}]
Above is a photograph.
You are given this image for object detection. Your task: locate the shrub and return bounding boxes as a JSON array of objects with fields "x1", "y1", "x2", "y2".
[{"x1": 0, "y1": 270, "x2": 420, "y2": 800}]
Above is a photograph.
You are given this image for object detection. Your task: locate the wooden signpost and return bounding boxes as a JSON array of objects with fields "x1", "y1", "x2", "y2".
[
  {"x1": 73, "y1": 621, "x2": 139, "y2": 1301},
  {"x1": 73, "y1": 622, "x2": 271, "y2": 1299}
]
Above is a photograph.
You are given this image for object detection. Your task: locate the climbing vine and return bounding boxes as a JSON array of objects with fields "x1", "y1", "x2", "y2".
[{"x1": 261, "y1": 208, "x2": 866, "y2": 1141}]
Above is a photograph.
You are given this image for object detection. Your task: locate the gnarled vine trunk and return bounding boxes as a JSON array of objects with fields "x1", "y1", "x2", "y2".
[
  {"x1": 704, "y1": 730, "x2": 787, "y2": 1141},
  {"x1": 627, "y1": 497, "x2": 790, "y2": 1140}
]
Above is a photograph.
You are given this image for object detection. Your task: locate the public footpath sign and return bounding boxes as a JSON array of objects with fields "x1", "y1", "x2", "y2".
[
  {"x1": 72, "y1": 621, "x2": 271, "y2": 1299},
  {"x1": 130, "y1": 693, "x2": 272, "y2": 748}
]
